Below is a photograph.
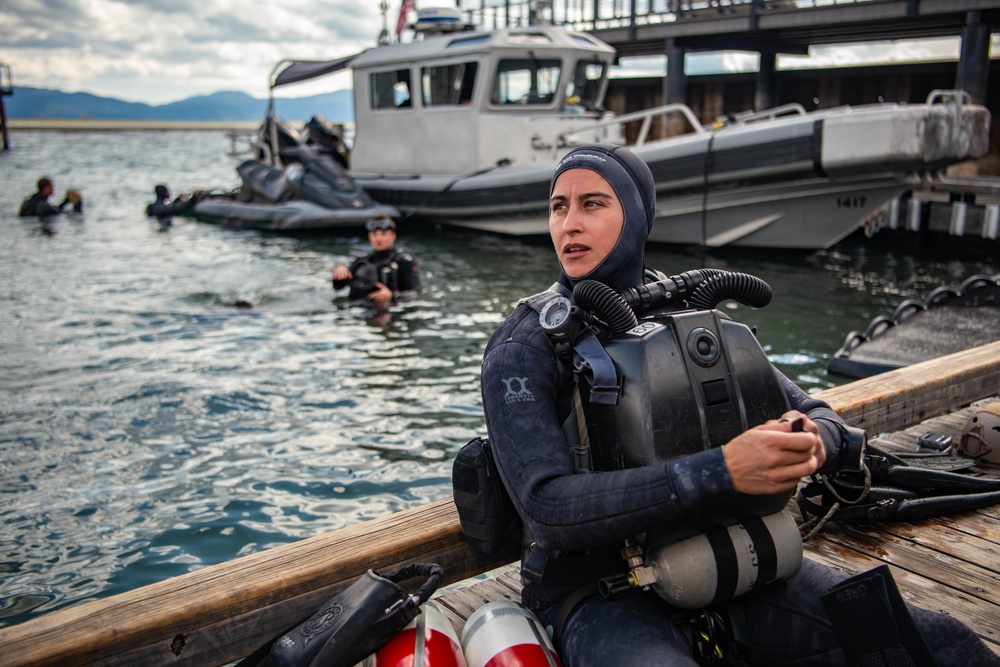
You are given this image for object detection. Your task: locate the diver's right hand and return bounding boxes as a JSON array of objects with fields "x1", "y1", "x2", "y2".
[
  {"x1": 332, "y1": 266, "x2": 352, "y2": 281},
  {"x1": 722, "y1": 416, "x2": 822, "y2": 495}
]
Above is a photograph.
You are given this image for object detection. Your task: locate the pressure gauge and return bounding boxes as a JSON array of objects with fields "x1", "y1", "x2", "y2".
[{"x1": 539, "y1": 296, "x2": 575, "y2": 336}]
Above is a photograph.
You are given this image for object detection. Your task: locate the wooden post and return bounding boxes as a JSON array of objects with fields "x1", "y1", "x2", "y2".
[{"x1": 0, "y1": 63, "x2": 12, "y2": 151}]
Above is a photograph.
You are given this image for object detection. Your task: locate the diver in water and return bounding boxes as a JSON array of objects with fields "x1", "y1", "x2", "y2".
[
  {"x1": 478, "y1": 143, "x2": 999, "y2": 666},
  {"x1": 331, "y1": 216, "x2": 421, "y2": 303},
  {"x1": 145, "y1": 184, "x2": 201, "y2": 220},
  {"x1": 19, "y1": 177, "x2": 83, "y2": 217}
]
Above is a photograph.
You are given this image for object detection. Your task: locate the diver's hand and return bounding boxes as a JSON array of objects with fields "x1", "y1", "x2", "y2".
[
  {"x1": 722, "y1": 412, "x2": 824, "y2": 495},
  {"x1": 332, "y1": 266, "x2": 352, "y2": 281},
  {"x1": 368, "y1": 282, "x2": 393, "y2": 302}
]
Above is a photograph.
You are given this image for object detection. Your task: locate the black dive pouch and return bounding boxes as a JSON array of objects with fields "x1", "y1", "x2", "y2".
[{"x1": 452, "y1": 436, "x2": 521, "y2": 554}]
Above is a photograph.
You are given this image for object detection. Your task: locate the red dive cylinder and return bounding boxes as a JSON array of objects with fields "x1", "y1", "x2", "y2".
[
  {"x1": 460, "y1": 601, "x2": 562, "y2": 667},
  {"x1": 368, "y1": 600, "x2": 467, "y2": 667}
]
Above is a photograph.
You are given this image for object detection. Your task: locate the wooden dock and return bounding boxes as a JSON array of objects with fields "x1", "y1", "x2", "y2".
[{"x1": 0, "y1": 341, "x2": 998, "y2": 666}]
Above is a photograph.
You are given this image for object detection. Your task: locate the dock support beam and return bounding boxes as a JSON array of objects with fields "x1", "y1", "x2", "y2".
[
  {"x1": 956, "y1": 11, "x2": 991, "y2": 105},
  {"x1": 0, "y1": 63, "x2": 11, "y2": 151},
  {"x1": 756, "y1": 50, "x2": 777, "y2": 111},
  {"x1": 664, "y1": 38, "x2": 687, "y2": 105}
]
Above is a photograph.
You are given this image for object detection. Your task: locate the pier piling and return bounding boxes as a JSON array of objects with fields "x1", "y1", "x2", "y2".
[{"x1": 0, "y1": 63, "x2": 11, "y2": 151}]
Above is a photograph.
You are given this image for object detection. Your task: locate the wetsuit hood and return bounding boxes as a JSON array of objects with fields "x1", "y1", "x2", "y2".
[
  {"x1": 154, "y1": 184, "x2": 169, "y2": 201},
  {"x1": 550, "y1": 144, "x2": 655, "y2": 292}
]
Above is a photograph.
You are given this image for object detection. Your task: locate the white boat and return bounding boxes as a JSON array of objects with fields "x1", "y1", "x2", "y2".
[{"x1": 263, "y1": 10, "x2": 990, "y2": 250}]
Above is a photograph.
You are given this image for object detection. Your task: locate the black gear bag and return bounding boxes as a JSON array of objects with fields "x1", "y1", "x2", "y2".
[
  {"x1": 237, "y1": 562, "x2": 443, "y2": 667},
  {"x1": 451, "y1": 436, "x2": 522, "y2": 554}
]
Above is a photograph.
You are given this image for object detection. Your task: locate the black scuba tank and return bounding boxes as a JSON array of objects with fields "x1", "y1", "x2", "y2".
[{"x1": 572, "y1": 271, "x2": 793, "y2": 539}]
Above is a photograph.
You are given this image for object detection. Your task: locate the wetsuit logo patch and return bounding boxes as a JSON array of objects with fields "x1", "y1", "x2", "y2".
[{"x1": 502, "y1": 377, "x2": 535, "y2": 403}]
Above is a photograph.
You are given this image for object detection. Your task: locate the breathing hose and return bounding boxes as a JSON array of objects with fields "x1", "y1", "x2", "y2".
[{"x1": 572, "y1": 269, "x2": 773, "y2": 330}]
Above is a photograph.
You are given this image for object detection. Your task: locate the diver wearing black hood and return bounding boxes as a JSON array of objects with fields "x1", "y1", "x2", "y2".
[
  {"x1": 332, "y1": 217, "x2": 421, "y2": 302},
  {"x1": 146, "y1": 184, "x2": 200, "y2": 219},
  {"x1": 479, "y1": 144, "x2": 998, "y2": 666}
]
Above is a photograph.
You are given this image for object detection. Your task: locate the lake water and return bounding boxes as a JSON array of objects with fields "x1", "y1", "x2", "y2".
[{"x1": 0, "y1": 130, "x2": 997, "y2": 629}]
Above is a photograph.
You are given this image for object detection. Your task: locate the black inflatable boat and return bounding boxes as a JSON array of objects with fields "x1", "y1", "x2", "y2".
[
  {"x1": 828, "y1": 274, "x2": 1000, "y2": 378},
  {"x1": 194, "y1": 143, "x2": 398, "y2": 232}
]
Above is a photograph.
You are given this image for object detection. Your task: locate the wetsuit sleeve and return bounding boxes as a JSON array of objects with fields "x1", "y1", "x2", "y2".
[
  {"x1": 482, "y1": 308, "x2": 737, "y2": 553},
  {"x1": 777, "y1": 370, "x2": 849, "y2": 474}
]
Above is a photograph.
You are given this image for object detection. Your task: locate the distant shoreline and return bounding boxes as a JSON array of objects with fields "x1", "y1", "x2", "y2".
[{"x1": 8, "y1": 119, "x2": 263, "y2": 132}]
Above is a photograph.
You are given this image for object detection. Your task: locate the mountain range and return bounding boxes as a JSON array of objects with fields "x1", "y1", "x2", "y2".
[{"x1": 5, "y1": 86, "x2": 354, "y2": 123}]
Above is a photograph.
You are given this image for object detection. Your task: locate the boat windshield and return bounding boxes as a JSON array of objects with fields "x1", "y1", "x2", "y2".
[
  {"x1": 566, "y1": 60, "x2": 605, "y2": 110},
  {"x1": 491, "y1": 58, "x2": 560, "y2": 106},
  {"x1": 421, "y1": 61, "x2": 478, "y2": 106}
]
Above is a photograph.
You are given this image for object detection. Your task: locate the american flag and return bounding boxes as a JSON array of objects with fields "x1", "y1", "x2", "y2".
[{"x1": 396, "y1": 0, "x2": 415, "y2": 38}]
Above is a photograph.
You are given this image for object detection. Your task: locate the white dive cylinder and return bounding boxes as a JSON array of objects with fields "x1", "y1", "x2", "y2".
[
  {"x1": 365, "y1": 600, "x2": 467, "y2": 667},
  {"x1": 602, "y1": 510, "x2": 803, "y2": 609},
  {"x1": 461, "y1": 601, "x2": 562, "y2": 667}
]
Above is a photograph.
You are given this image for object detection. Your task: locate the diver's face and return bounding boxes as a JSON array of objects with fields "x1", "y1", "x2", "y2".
[
  {"x1": 549, "y1": 168, "x2": 624, "y2": 280},
  {"x1": 369, "y1": 229, "x2": 396, "y2": 252}
]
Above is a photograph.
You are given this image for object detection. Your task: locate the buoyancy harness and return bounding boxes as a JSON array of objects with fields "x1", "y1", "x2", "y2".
[{"x1": 546, "y1": 269, "x2": 806, "y2": 609}]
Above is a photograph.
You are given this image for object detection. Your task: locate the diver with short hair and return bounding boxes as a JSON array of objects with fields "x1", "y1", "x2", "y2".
[
  {"x1": 19, "y1": 177, "x2": 83, "y2": 217},
  {"x1": 332, "y1": 217, "x2": 421, "y2": 302},
  {"x1": 478, "y1": 143, "x2": 999, "y2": 666}
]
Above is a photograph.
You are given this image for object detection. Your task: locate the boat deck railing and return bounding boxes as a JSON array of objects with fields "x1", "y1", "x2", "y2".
[{"x1": 556, "y1": 102, "x2": 706, "y2": 150}]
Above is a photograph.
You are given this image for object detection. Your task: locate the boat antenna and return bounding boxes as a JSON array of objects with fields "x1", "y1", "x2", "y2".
[
  {"x1": 529, "y1": 0, "x2": 552, "y2": 25},
  {"x1": 378, "y1": 0, "x2": 390, "y2": 46}
]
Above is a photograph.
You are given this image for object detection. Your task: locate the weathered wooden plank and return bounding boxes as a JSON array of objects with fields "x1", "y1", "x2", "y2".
[
  {"x1": 1, "y1": 342, "x2": 998, "y2": 666},
  {"x1": 0, "y1": 499, "x2": 518, "y2": 667},
  {"x1": 820, "y1": 340, "x2": 1000, "y2": 435}
]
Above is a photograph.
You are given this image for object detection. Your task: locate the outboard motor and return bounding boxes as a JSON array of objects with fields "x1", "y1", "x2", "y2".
[{"x1": 545, "y1": 269, "x2": 804, "y2": 608}]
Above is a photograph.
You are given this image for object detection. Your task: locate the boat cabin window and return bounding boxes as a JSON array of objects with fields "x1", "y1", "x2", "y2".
[
  {"x1": 566, "y1": 61, "x2": 605, "y2": 109},
  {"x1": 491, "y1": 58, "x2": 560, "y2": 106},
  {"x1": 371, "y1": 69, "x2": 412, "y2": 110},
  {"x1": 421, "y1": 62, "x2": 478, "y2": 106}
]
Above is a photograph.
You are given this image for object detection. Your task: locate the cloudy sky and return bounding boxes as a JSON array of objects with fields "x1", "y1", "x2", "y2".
[
  {"x1": 1, "y1": 0, "x2": 388, "y2": 104},
  {"x1": 0, "y1": 0, "x2": 976, "y2": 106}
]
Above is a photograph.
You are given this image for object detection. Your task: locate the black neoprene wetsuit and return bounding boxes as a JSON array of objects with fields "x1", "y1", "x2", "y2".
[
  {"x1": 19, "y1": 191, "x2": 81, "y2": 217},
  {"x1": 332, "y1": 247, "x2": 421, "y2": 301}
]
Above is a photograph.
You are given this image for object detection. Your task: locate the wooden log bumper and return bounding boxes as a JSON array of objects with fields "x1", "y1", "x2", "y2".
[{"x1": 1, "y1": 340, "x2": 999, "y2": 666}]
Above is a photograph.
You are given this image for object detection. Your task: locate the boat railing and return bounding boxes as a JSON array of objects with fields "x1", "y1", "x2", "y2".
[
  {"x1": 927, "y1": 89, "x2": 973, "y2": 107},
  {"x1": 719, "y1": 103, "x2": 808, "y2": 126},
  {"x1": 554, "y1": 103, "x2": 707, "y2": 150}
]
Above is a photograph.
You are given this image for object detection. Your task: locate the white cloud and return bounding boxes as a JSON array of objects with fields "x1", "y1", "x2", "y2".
[{"x1": 0, "y1": 0, "x2": 387, "y2": 104}]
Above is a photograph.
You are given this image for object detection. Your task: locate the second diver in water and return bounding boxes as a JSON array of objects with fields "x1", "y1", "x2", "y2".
[
  {"x1": 146, "y1": 184, "x2": 201, "y2": 220},
  {"x1": 331, "y1": 217, "x2": 421, "y2": 303}
]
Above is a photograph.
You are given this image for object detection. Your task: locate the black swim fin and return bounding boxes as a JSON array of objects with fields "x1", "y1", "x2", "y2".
[{"x1": 821, "y1": 565, "x2": 937, "y2": 667}]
